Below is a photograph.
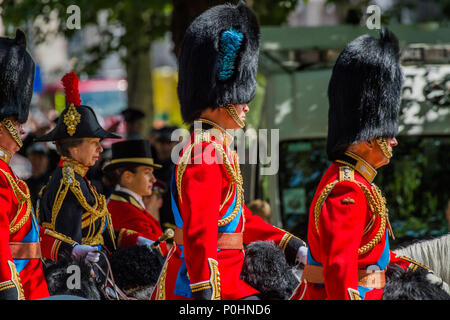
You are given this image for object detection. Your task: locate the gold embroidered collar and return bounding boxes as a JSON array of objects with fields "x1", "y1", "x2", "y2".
[
  {"x1": 336, "y1": 151, "x2": 377, "y2": 183},
  {"x1": 61, "y1": 156, "x2": 89, "y2": 177},
  {"x1": 0, "y1": 145, "x2": 12, "y2": 165},
  {"x1": 197, "y1": 118, "x2": 234, "y2": 147}
]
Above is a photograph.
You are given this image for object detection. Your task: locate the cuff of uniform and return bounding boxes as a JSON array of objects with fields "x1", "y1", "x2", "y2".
[
  {"x1": 41, "y1": 229, "x2": 78, "y2": 261},
  {"x1": 0, "y1": 283, "x2": 22, "y2": 300},
  {"x1": 190, "y1": 258, "x2": 221, "y2": 300},
  {"x1": 396, "y1": 255, "x2": 431, "y2": 272},
  {"x1": 279, "y1": 233, "x2": 307, "y2": 266},
  {"x1": 0, "y1": 262, "x2": 25, "y2": 300},
  {"x1": 117, "y1": 228, "x2": 142, "y2": 248},
  {"x1": 191, "y1": 286, "x2": 214, "y2": 300}
]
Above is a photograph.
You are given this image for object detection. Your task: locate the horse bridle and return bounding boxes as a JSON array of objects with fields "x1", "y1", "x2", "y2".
[{"x1": 93, "y1": 251, "x2": 135, "y2": 300}]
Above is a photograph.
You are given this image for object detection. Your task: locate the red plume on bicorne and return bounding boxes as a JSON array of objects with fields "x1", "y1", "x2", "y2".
[{"x1": 61, "y1": 72, "x2": 82, "y2": 106}]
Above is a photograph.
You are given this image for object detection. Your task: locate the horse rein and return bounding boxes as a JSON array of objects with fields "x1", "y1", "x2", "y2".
[{"x1": 92, "y1": 251, "x2": 135, "y2": 300}]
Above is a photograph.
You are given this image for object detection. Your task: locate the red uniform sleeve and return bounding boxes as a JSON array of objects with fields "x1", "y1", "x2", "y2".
[
  {"x1": 319, "y1": 180, "x2": 367, "y2": 300},
  {"x1": 179, "y1": 142, "x2": 222, "y2": 298},
  {"x1": 0, "y1": 174, "x2": 23, "y2": 299}
]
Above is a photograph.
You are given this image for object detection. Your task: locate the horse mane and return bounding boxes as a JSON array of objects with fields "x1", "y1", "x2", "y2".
[
  {"x1": 241, "y1": 241, "x2": 300, "y2": 299},
  {"x1": 393, "y1": 233, "x2": 450, "y2": 285}
]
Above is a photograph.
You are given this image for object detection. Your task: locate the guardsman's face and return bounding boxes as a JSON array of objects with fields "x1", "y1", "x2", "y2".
[{"x1": 70, "y1": 138, "x2": 103, "y2": 167}]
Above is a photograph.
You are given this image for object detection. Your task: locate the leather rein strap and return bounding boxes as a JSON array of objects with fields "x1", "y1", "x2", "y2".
[{"x1": 93, "y1": 251, "x2": 135, "y2": 300}]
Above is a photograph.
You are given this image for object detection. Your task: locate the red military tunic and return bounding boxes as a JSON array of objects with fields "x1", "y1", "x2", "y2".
[
  {"x1": 151, "y1": 121, "x2": 305, "y2": 300},
  {"x1": 290, "y1": 151, "x2": 421, "y2": 300},
  {"x1": 107, "y1": 188, "x2": 168, "y2": 256},
  {"x1": 0, "y1": 147, "x2": 65, "y2": 300}
]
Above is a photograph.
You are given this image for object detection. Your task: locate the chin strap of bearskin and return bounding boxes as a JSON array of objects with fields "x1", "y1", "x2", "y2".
[
  {"x1": 376, "y1": 137, "x2": 393, "y2": 159},
  {"x1": 1, "y1": 119, "x2": 23, "y2": 148},
  {"x1": 224, "y1": 104, "x2": 245, "y2": 128}
]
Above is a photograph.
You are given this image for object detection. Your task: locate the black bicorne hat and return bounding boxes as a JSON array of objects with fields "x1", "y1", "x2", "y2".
[
  {"x1": 103, "y1": 139, "x2": 161, "y2": 172},
  {"x1": 326, "y1": 28, "x2": 403, "y2": 160},
  {"x1": 35, "y1": 72, "x2": 120, "y2": 142},
  {"x1": 177, "y1": 1, "x2": 260, "y2": 124},
  {"x1": 0, "y1": 29, "x2": 35, "y2": 123}
]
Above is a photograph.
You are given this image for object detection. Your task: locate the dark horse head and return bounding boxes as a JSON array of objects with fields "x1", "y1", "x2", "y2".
[
  {"x1": 43, "y1": 245, "x2": 164, "y2": 300},
  {"x1": 241, "y1": 241, "x2": 450, "y2": 300}
]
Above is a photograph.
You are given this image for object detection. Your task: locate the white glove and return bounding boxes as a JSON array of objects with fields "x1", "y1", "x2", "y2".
[
  {"x1": 72, "y1": 244, "x2": 100, "y2": 264},
  {"x1": 295, "y1": 245, "x2": 308, "y2": 265},
  {"x1": 137, "y1": 236, "x2": 155, "y2": 250}
]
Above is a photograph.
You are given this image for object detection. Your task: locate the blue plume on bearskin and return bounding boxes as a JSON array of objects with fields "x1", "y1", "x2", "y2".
[
  {"x1": 217, "y1": 28, "x2": 244, "y2": 81},
  {"x1": 177, "y1": 1, "x2": 260, "y2": 123}
]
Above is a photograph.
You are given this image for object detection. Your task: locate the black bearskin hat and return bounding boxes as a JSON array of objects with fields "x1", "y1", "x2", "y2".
[
  {"x1": 177, "y1": 1, "x2": 260, "y2": 124},
  {"x1": 0, "y1": 29, "x2": 35, "y2": 123},
  {"x1": 327, "y1": 28, "x2": 403, "y2": 160}
]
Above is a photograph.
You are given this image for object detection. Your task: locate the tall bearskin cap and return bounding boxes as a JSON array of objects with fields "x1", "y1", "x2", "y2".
[
  {"x1": 326, "y1": 28, "x2": 403, "y2": 160},
  {"x1": 0, "y1": 29, "x2": 35, "y2": 123},
  {"x1": 177, "y1": 1, "x2": 260, "y2": 124},
  {"x1": 35, "y1": 72, "x2": 120, "y2": 142}
]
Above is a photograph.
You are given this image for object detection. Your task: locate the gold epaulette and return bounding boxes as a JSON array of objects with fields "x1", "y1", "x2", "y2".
[{"x1": 314, "y1": 166, "x2": 389, "y2": 255}]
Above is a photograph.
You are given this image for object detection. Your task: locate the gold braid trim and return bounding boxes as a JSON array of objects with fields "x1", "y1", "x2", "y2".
[
  {"x1": 176, "y1": 143, "x2": 196, "y2": 203},
  {"x1": 4, "y1": 261, "x2": 25, "y2": 300},
  {"x1": 44, "y1": 228, "x2": 77, "y2": 246},
  {"x1": 190, "y1": 258, "x2": 221, "y2": 299},
  {"x1": 314, "y1": 166, "x2": 389, "y2": 256},
  {"x1": 209, "y1": 258, "x2": 221, "y2": 300},
  {"x1": 45, "y1": 165, "x2": 109, "y2": 247},
  {"x1": 155, "y1": 244, "x2": 175, "y2": 300},
  {"x1": 224, "y1": 104, "x2": 245, "y2": 128},
  {"x1": 279, "y1": 233, "x2": 294, "y2": 251},
  {"x1": 61, "y1": 156, "x2": 89, "y2": 177},
  {"x1": 356, "y1": 182, "x2": 387, "y2": 255},
  {"x1": 376, "y1": 138, "x2": 393, "y2": 159},
  {"x1": 1, "y1": 119, "x2": 23, "y2": 148},
  {"x1": 0, "y1": 169, "x2": 32, "y2": 235},
  {"x1": 314, "y1": 181, "x2": 338, "y2": 235},
  {"x1": 176, "y1": 130, "x2": 244, "y2": 228},
  {"x1": 44, "y1": 174, "x2": 71, "y2": 231}
]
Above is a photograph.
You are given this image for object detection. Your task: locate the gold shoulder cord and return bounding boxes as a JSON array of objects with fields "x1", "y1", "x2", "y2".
[
  {"x1": 176, "y1": 130, "x2": 244, "y2": 228},
  {"x1": 0, "y1": 169, "x2": 32, "y2": 235},
  {"x1": 44, "y1": 165, "x2": 111, "y2": 247},
  {"x1": 314, "y1": 166, "x2": 389, "y2": 255}
]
